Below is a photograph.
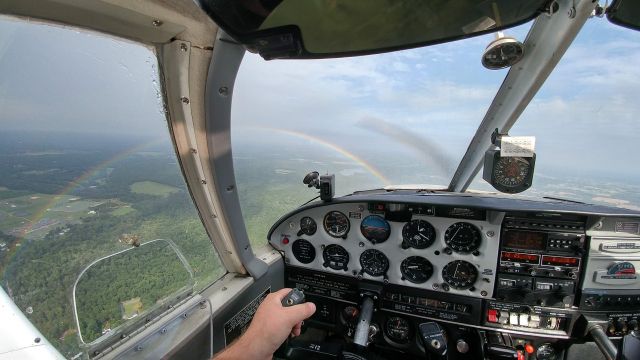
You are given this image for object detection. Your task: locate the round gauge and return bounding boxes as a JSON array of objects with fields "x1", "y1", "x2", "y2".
[
  {"x1": 297, "y1": 216, "x2": 317, "y2": 236},
  {"x1": 400, "y1": 256, "x2": 434, "y2": 284},
  {"x1": 360, "y1": 215, "x2": 391, "y2": 244},
  {"x1": 323, "y1": 211, "x2": 350, "y2": 238},
  {"x1": 385, "y1": 316, "x2": 411, "y2": 344},
  {"x1": 291, "y1": 239, "x2": 315, "y2": 264},
  {"x1": 359, "y1": 249, "x2": 389, "y2": 277},
  {"x1": 402, "y1": 219, "x2": 436, "y2": 249},
  {"x1": 494, "y1": 157, "x2": 531, "y2": 188},
  {"x1": 444, "y1": 222, "x2": 481, "y2": 253},
  {"x1": 322, "y1": 244, "x2": 350, "y2": 271},
  {"x1": 536, "y1": 344, "x2": 557, "y2": 360},
  {"x1": 442, "y1": 260, "x2": 478, "y2": 290}
]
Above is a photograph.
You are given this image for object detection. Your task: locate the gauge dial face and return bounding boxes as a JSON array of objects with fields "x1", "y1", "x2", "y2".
[
  {"x1": 442, "y1": 260, "x2": 478, "y2": 290},
  {"x1": 323, "y1": 211, "x2": 350, "y2": 238},
  {"x1": 402, "y1": 219, "x2": 436, "y2": 249},
  {"x1": 444, "y1": 222, "x2": 481, "y2": 253},
  {"x1": 291, "y1": 239, "x2": 315, "y2": 264},
  {"x1": 322, "y1": 244, "x2": 350, "y2": 270},
  {"x1": 400, "y1": 256, "x2": 434, "y2": 284},
  {"x1": 385, "y1": 316, "x2": 411, "y2": 344},
  {"x1": 297, "y1": 216, "x2": 317, "y2": 236},
  {"x1": 494, "y1": 156, "x2": 530, "y2": 188},
  {"x1": 360, "y1": 215, "x2": 391, "y2": 244},
  {"x1": 359, "y1": 249, "x2": 389, "y2": 277}
]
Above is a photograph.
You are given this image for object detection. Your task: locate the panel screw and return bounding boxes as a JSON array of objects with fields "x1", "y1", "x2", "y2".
[
  {"x1": 481, "y1": 290, "x2": 488, "y2": 297},
  {"x1": 181, "y1": 97, "x2": 190, "y2": 104},
  {"x1": 152, "y1": 19, "x2": 163, "y2": 27},
  {"x1": 34, "y1": 337, "x2": 41, "y2": 343},
  {"x1": 190, "y1": 148, "x2": 197, "y2": 154},
  {"x1": 486, "y1": 231, "x2": 495, "y2": 237},
  {"x1": 219, "y1": 86, "x2": 229, "y2": 96},
  {"x1": 136, "y1": 345, "x2": 143, "y2": 351},
  {"x1": 201, "y1": 179, "x2": 207, "y2": 184},
  {"x1": 161, "y1": 328, "x2": 167, "y2": 334},
  {"x1": 180, "y1": 43, "x2": 188, "y2": 52},
  {"x1": 359, "y1": 242, "x2": 365, "y2": 247}
]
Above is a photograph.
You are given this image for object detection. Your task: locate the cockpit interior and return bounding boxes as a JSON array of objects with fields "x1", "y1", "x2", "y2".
[{"x1": 1, "y1": 1, "x2": 640, "y2": 360}]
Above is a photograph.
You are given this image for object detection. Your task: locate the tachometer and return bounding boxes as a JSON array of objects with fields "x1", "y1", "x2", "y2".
[
  {"x1": 385, "y1": 316, "x2": 411, "y2": 344},
  {"x1": 291, "y1": 239, "x2": 315, "y2": 264},
  {"x1": 400, "y1": 256, "x2": 433, "y2": 284},
  {"x1": 444, "y1": 222, "x2": 481, "y2": 253},
  {"x1": 297, "y1": 216, "x2": 317, "y2": 236},
  {"x1": 402, "y1": 219, "x2": 436, "y2": 249},
  {"x1": 359, "y1": 249, "x2": 389, "y2": 277},
  {"x1": 322, "y1": 244, "x2": 349, "y2": 271},
  {"x1": 360, "y1": 215, "x2": 390, "y2": 244},
  {"x1": 442, "y1": 260, "x2": 478, "y2": 290},
  {"x1": 323, "y1": 211, "x2": 350, "y2": 238}
]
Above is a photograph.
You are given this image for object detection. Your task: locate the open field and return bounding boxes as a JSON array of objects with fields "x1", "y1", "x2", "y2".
[
  {"x1": 0, "y1": 193, "x2": 102, "y2": 240},
  {"x1": 121, "y1": 297, "x2": 142, "y2": 319},
  {"x1": 130, "y1": 181, "x2": 179, "y2": 197}
]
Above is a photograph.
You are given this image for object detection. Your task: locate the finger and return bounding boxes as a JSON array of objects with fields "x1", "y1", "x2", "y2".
[
  {"x1": 292, "y1": 322, "x2": 302, "y2": 334},
  {"x1": 291, "y1": 326, "x2": 301, "y2": 337},
  {"x1": 284, "y1": 302, "x2": 316, "y2": 323}
]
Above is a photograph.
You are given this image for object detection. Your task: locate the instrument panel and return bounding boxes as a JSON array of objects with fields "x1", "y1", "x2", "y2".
[
  {"x1": 270, "y1": 202, "x2": 503, "y2": 298},
  {"x1": 267, "y1": 194, "x2": 640, "y2": 359}
]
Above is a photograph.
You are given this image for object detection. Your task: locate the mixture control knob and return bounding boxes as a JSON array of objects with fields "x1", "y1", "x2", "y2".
[{"x1": 456, "y1": 339, "x2": 470, "y2": 354}]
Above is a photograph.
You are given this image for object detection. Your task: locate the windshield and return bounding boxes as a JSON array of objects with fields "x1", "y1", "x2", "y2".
[
  {"x1": 232, "y1": 16, "x2": 640, "y2": 248},
  {"x1": 0, "y1": 17, "x2": 225, "y2": 357},
  {"x1": 469, "y1": 17, "x2": 640, "y2": 211}
]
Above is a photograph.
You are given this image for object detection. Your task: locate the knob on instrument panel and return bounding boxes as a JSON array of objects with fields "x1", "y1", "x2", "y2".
[{"x1": 456, "y1": 339, "x2": 470, "y2": 354}]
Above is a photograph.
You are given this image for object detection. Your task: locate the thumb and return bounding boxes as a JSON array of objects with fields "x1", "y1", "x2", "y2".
[{"x1": 284, "y1": 302, "x2": 316, "y2": 323}]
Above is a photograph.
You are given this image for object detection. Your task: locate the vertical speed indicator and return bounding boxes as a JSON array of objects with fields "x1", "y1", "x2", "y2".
[{"x1": 402, "y1": 220, "x2": 436, "y2": 249}]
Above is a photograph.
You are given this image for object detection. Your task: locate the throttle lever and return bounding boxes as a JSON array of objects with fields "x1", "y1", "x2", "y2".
[
  {"x1": 418, "y1": 322, "x2": 448, "y2": 358},
  {"x1": 282, "y1": 288, "x2": 306, "y2": 307}
]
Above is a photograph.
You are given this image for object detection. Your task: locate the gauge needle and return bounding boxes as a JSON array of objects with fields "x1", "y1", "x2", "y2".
[
  {"x1": 419, "y1": 233, "x2": 429, "y2": 239},
  {"x1": 452, "y1": 227, "x2": 462, "y2": 240},
  {"x1": 454, "y1": 263, "x2": 460, "y2": 278},
  {"x1": 407, "y1": 265, "x2": 420, "y2": 269}
]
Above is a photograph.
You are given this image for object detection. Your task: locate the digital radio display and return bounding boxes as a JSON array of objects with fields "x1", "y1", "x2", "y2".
[
  {"x1": 503, "y1": 231, "x2": 546, "y2": 251},
  {"x1": 501, "y1": 251, "x2": 540, "y2": 264},
  {"x1": 541, "y1": 255, "x2": 580, "y2": 267}
]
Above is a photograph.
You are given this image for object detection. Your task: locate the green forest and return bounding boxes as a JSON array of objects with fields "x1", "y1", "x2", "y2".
[{"x1": 0, "y1": 132, "x2": 225, "y2": 357}]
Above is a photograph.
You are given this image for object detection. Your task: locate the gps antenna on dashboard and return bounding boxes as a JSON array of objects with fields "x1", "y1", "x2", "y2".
[{"x1": 303, "y1": 171, "x2": 334, "y2": 202}]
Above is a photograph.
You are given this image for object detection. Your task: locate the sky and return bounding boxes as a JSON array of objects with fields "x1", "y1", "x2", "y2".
[{"x1": 1, "y1": 11, "x2": 639, "y2": 186}]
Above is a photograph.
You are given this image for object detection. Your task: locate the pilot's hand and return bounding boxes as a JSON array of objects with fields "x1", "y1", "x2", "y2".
[{"x1": 214, "y1": 288, "x2": 316, "y2": 360}]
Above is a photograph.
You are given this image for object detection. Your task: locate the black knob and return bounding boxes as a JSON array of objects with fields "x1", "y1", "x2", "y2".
[{"x1": 614, "y1": 319, "x2": 627, "y2": 334}]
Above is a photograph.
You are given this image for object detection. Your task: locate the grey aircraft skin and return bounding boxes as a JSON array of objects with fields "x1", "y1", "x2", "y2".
[{"x1": 0, "y1": 1, "x2": 639, "y2": 360}]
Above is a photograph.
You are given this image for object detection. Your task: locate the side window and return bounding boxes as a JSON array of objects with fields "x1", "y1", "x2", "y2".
[{"x1": 0, "y1": 18, "x2": 225, "y2": 356}]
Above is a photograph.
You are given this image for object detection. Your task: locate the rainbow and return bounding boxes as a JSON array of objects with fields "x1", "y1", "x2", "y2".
[
  {"x1": 249, "y1": 127, "x2": 391, "y2": 185},
  {"x1": 12, "y1": 138, "x2": 165, "y2": 245}
]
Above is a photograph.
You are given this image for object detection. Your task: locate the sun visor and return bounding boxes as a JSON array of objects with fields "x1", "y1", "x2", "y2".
[
  {"x1": 198, "y1": 0, "x2": 549, "y2": 59},
  {"x1": 607, "y1": 0, "x2": 640, "y2": 32}
]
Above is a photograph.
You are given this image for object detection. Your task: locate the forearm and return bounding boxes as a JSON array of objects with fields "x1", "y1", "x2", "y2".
[{"x1": 212, "y1": 329, "x2": 272, "y2": 360}]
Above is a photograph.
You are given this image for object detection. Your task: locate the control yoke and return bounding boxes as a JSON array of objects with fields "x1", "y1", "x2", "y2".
[{"x1": 588, "y1": 323, "x2": 640, "y2": 360}]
